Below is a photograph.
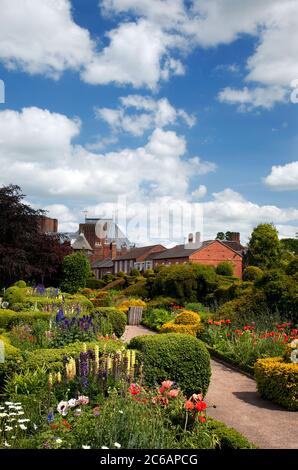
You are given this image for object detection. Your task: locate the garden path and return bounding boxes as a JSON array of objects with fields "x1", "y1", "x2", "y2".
[{"x1": 123, "y1": 325, "x2": 298, "y2": 449}]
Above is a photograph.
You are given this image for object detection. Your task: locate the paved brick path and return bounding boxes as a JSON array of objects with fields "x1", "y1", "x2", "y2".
[{"x1": 123, "y1": 325, "x2": 298, "y2": 449}]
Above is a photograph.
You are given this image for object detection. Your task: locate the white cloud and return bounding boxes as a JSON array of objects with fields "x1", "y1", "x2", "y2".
[
  {"x1": 42, "y1": 204, "x2": 78, "y2": 233},
  {"x1": 81, "y1": 19, "x2": 183, "y2": 89},
  {"x1": 95, "y1": 95, "x2": 196, "y2": 136},
  {"x1": 0, "y1": 107, "x2": 212, "y2": 203},
  {"x1": 264, "y1": 162, "x2": 298, "y2": 190},
  {"x1": 218, "y1": 86, "x2": 288, "y2": 111},
  {"x1": 192, "y1": 185, "x2": 207, "y2": 199},
  {"x1": 0, "y1": 0, "x2": 94, "y2": 78}
]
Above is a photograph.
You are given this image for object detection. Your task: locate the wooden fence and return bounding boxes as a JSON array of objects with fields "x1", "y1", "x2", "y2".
[{"x1": 128, "y1": 307, "x2": 143, "y2": 326}]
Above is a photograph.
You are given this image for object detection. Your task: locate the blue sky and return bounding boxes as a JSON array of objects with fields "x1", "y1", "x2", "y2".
[{"x1": 0, "y1": 0, "x2": 297, "y2": 244}]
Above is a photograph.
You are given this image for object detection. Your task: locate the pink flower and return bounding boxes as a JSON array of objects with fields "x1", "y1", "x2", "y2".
[
  {"x1": 161, "y1": 380, "x2": 173, "y2": 390},
  {"x1": 128, "y1": 384, "x2": 141, "y2": 396},
  {"x1": 168, "y1": 389, "x2": 179, "y2": 399},
  {"x1": 77, "y1": 396, "x2": 89, "y2": 405},
  {"x1": 191, "y1": 393, "x2": 203, "y2": 403}
]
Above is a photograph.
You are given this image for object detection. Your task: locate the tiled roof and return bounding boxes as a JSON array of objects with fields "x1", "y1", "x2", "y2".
[
  {"x1": 92, "y1": 258, "x2": 114, "y2": 269},
  {"x1": 150, "y1": 241, "x2": 212, "y2": 260},
  {"x1": 114, "y1": 245, "x2": 166, "y2": 261},
  {"x1": 221, "y1": 240, "x2": 246, "y2": 254},
  {"x1": 71, "y1": 233, "x2": 93, "y2": 251}
]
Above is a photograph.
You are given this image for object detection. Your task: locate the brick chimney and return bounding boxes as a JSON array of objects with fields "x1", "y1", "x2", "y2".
[
  {"x1": 230, "y1": 232, "x2": 240, "y2": 243},
  {"x1": 110, "y1": 242, "x2": 117, "y2": 259}
]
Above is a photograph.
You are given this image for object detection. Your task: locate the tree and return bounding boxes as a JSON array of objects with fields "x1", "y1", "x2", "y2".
[
  {"x1": 0, "y1": 185, "x2": 71, "y2": 286},
  {"x1": 246, "y1": 224, "x2": 281, "y2": 270},
  {"x1": 216, "y1": 231, "x2": 233, "y2": 241},
  {"x1": 280, "y1": 238, "x2": 298, "y2": 255},
  {"x1": 61, "y1": 252, "x2": 91, "y2": 294}
]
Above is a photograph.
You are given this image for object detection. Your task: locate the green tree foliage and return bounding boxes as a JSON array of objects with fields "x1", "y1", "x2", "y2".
[
  {"x1": 149, "y1": 263, "x2": 219, "y2": 304},
  {"x1": 216, "y1": 261, "x2": 234, "y2": 276},
  {"x1": 280, "y1": 237, "x2": 298, "y2": 255},
  {"x1": 60, "y1": 252, "x2": 91, "y2": 294},
  {"x1": 285, "y1": 257, "x2": 298, "y2": 277},
  {"x1": 246, "y1": 224, "x2": 281, "y2": 269},
  {"x1": 216, "y1": 231, "x2": 233, "y2": 241},
  {"x1": 242, "y1": 266, "x2": 264, "y2": 282}
]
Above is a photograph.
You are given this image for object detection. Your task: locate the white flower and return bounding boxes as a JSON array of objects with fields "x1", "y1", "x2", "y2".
[
  {"x1": 119, "y1": 410, "x2": 124, "y2": 414},
  {"x1": 56, "y1": 438, "x2": 63, "y2": 445},
  {"x1": 4, "y1": 441, "x2": 11, "y2": 447},
  {"x1": 57, "y1": 401, "x2": 69, "y2": 416},
  {"x1": 19, "y1": 424, "x2": 27, "y2": 430},
  {"x1": 82, "y1": 445, "x2": 91, "y2": 449},
  {"x1": 0, "y1": 413, "x2": 8, "y2": 418},
  {"x1": 68, "y1": 399, "x2": 77, "y2": 408},
  {"x1": 101, "y1": 446, "x2": 109, "y2": 449},
  {"x1": 18, "y1": 419, "x2": 30, "y2": 423},
  {"x1": 5, "y1": 426, "x2": 13, "y2": 431},
  {"x1": 33, "y1": 424, "x2": 38, "y2": 430},
  {"x1": 17, "y1": 411, "x2": 24, "y2": 415},
  {"x1": 114, "y1": 442, "x2": 121, "y2": 449},
  {"x1": 5, "y1": 402, "x2": 13, "y2": 405},
  {"x1": 290, "y1": 339, "x2": 298, "y2": 349},
  {"x1": 290, "y1": 349, "x2": 298, "y2": 364}
]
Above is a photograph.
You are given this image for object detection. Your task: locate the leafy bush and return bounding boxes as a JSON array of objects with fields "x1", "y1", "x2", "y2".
[
  {"x1": 254, "y1": 357, "x2": 298, "y2": 410},
  {"x1": 150, "y1": 264, "x2": 218, "y2": 304},
  {"x1": 130, "y1": 268, "x2": 140, "y2": 277},
  {"x1": 216, "y1": 289, "x2": 271, "y2": 324},
  {"x1": 129, "y1": 333, "x2": 211, "y2": 397},
  {"x1": 93, "y1": 307, "x2": 127, "y2": 338},
  {"x1": 160, "y1": 310, "x2": 201, "y2": 336},
  {"x1": 147, "y1": 297, "x2": 178, "y2": 311},
  {"x1": 104, "y1": 278, "x2": 126, "y2": 291},
  {"x1": 117, "y1": 298, "x2": 147, "y2": 314},
  {"x1": 4, "y1": 367, "x2": 48, "y2": 396},
  {"x1": 61, "y1": 252, "x2": 91, "y2": 294},
  {"x1": 142, "y1": 308, "x2": 174, "y2": 331},
  {"x1": 122, "y1": 280, "x2": 149, "y2": 298},
  {"x1": 216, "y1": 262, "x2": 234, "y2": 276},
  {"x1": 14, "y1": 280, "x2": 27, "y2": 288},
  {"x1": 285, "y1": 257, "x2": 298, "y2": 276},
  {"x1": 208, "y1": 418, "x2": 256, "y2": 449},
  {"x1": 0, "y1": 334, "x2": 20, "y2": 357},
  {"x1": 242, "y1": 266, "x2": 264, "y2": 282},
  {"x1": 86, "y1": 278, "x2": 105, "y2": 289},
  {"x1": 3, "y1": 286, "x2": 24, "y2": 306}
]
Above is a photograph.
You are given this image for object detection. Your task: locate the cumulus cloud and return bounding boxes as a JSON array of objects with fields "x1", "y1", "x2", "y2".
[
  {"x1": 192, "y1": 185, "x2": 207, "y2": 199},
  {"x1": 0, "y1": 0, "x2": 94, "y2": 78},
  {"x1": 264, "y1": 162, "x2": 298, "y2": 190},
  {"x1": 218, "y1": 86, "x2": 288, "y2": 111},
  {"x1": 0, "y1": 107, "x2": 213, "y2": 203},
  {"x1": 95, "y1": 95, "x2": 196, "y2": 136}
]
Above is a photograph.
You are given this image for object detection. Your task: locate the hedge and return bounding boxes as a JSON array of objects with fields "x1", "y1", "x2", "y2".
[
  {"x1": 254, "y1": 357, "x2": 298, "y2": 410},
  {"x1": 93, "y1": 307, "x2": 127, "y2": 338},
  {"x1": 129, "y1": 333, "x2": 211, "y2": 397},
  {"x1": 0, "y1": 310, "x2": 51, "y2": 329},
  {"x1": 208, "y1": 418, "x2": 257, "y2": 449},
  {"x1": 159, "y1": 310, "x2": 201, "y2": 336},
  {"x1": 122, "y1": 280, "x2": 149, "y2": 298}
]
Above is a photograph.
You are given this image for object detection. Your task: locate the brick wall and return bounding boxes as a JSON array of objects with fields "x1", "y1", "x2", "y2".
[{"x1": 190, "y1": 241, "x2": 242, "y2": 278}]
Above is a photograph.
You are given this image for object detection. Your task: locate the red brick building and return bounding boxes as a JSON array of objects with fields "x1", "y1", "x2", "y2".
[
  {"x1": 38, "y1": 216, "x2": 58, "y2": 233},
  {"x1": 151, "y1": 234, "x2": 244, "y2": 278},
  {"x1": 113, "y1": 244, "x2": 166, "y2": 275}
]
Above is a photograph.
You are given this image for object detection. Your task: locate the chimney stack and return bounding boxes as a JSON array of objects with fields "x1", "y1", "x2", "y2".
[
  {"x1": 195, "y1": 232, "x2": 201, "y2": 244},
  {"x1": 188, "y1": 233, "x2": 194, "y2": 244},
  {"x1": 230, "y1": 232, "x2": 240, "y2": 243}
]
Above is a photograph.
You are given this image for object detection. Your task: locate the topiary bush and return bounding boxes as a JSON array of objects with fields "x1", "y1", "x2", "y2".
[
  {"x1": 216, "y1": 262, "x2": 234, "y2": 276},
  {"x1": 129, "y1": 333, "x2": 211, "y2": 397},
  {"x1": 3, "y1": 286, "x2": 24, "y2": 306},
  {"x1": 122, "y1": 280, "x2": 149, "y2": 298},
  {"x1": 254, "y1": 357, "x2": 298, "y2": 411},
  {"x1": 242, "y1": 266, "x2": 264, "y2": 282},
  {"x1": 93, "y1": 307, "x2": 127, "y2": 337},
  {"x1": 13, "y1": 280, "x2": 27, "y2": 288},
  {"x1": 0, "y1": 310, "x2": 51, "y2": 330},
  {"x1": 159, "y1": 310, "x2": 202, "y2": 336}
]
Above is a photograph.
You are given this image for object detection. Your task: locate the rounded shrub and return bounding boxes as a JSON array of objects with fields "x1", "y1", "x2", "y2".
[
  {"x1": 174, "y1": 310, "x2": 201, "y2": 325},
  {"x1": 130, "y1": 268, "x2": 140, "y2": 277},
  {"x1": 129, "y1": 333, "x2": 211, "y2": 397},
  {"x1": 14, "y1": 280, "x2": 27, "y2": 288},
  {"x1": 216, "y1": 262, "x2": 234, "y2": 276},
  {"x1": 3, "y1": 287, "x2": 24, "y2": 306},
  {"x1": 159, "y1": 310, "x2": 201, "y2": 336},
  {"x1": 159, "y1": 323, "x2": 198, "y2": 336},
  {"x1": 93, "y1": 307, "x2": 127, "y2": 338},
  {"x1": 242, "y1": 266, "x2": 264, "y2": 282}
]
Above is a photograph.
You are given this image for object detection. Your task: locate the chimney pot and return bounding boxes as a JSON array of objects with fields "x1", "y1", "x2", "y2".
[{"x1": 188, "y1": 233, "x2": 194, "y2": 244}]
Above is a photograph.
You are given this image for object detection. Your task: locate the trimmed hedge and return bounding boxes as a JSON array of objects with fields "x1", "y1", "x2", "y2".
[
  {"x1": 122, "y1": 280, "x2": 149, "y2": 298},
  {"x1": 93, "y1": 307, "x2": 127, "y2": 338},
  {"x1": 254, "y1": 357, "x2": 298, "y2": 410},
  {"x1": 208, "y1": 418, "x2": 257, "y2": 449},
  {"x1": 159, "y1": 310, "x2": 201, "y2": 336},
  {"x1": 129, "y1": 333, "x2": 211, "y2": 397},
  {"x1": 0, "y1": 310, "x2": 51, "y2": 329}
]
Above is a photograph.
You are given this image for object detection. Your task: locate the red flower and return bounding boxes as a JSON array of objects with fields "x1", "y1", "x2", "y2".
[
  {"x1": 195, "y1": 401, "x2": 207, "y2": 412},
  {"x1": 129, "y1": 384, "x2": 141, "y2": 396},
  {"x1": 185, "y1": 400, "x2": 195, "y2": 411},
  {"x1": 198, "y1": 416, "x2": 206, "y2": 423},
  {"x1": 168, "y1": 389, "x2": 179, "y2": 399}
]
